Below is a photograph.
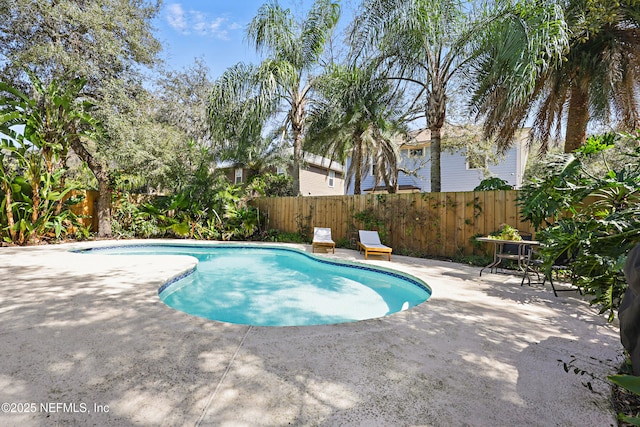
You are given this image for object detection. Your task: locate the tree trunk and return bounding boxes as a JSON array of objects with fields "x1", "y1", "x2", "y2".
[
  {"x1": 95, "y1": 172, "x2": 112, "y2": 237},
  {"x1": 70, "y1": 139, "x2": 112, "y2": 237},
  {"x1": 427, "y1": 81, "x2": 446, "y2": 193},
  {"x1": 292, "y1": 133, "x2": 302, "y2": 196},
  {"x1": 565, "y1": 83, "x2": 589, "y2": 153},
  {"x1": 429, "y1": 128, "x2": 442, "y2": 193},
  {"x1": 353, "y1": 134, "x2": 363, "y2": 195},
  {"x1": 383, "y1": 173, "x2": 397, "y2": 193},
  {"x1": 290, "y1": 99, "x2": 305, "y2": 197}
]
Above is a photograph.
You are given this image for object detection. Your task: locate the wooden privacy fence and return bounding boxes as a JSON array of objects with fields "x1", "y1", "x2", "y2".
[
  {"x1": 252, "y1": 190, "x2": 534, "y2": 258},
  {"x1": 67, "y1": 190, "x2": 100, "y2": 232}
]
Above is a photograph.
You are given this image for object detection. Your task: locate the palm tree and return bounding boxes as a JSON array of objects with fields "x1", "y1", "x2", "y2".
[
  {"x1": 208, "y1": 0, "x2": 340, "y2": 195},
  {"x1": 349, "y1": 0, "x2": 485, "y2": 193},
  {"x1": 468, "y1": 0, "x2": 640, "y2": 154},
  {"x1": 306, "y1": 63, "x2": 406, "y2": 194}
]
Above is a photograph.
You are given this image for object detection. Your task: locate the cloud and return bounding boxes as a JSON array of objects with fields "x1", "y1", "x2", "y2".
[
  {"x1": 166, "y1": 4, "x2": 187, "y2": 32},
  {"x1": 165, "y1": 3, "x2": 233, "y2": 39}
]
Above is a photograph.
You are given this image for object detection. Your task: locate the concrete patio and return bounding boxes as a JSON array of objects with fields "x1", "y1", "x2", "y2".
[{"x1": 0, "y1": 240, "x2": 622, "y2": 426}]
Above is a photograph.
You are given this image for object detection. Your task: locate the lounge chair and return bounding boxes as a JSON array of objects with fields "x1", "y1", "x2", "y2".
[
  {"x1": 358, "y1": 230, "x2": 392, "y2": 261},
  {"x1": 312, "y1": 227, "x2": 335, "y2": 253}
]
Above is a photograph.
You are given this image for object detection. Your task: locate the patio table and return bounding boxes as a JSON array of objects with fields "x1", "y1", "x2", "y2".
[{"x1": 476, "y1": 237, "x2": 541, "y2": 285}]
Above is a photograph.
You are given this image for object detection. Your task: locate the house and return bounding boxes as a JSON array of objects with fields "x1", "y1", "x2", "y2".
[
  {"x1": 297, "y1": 151, "x2": 345, "y2": 196},
  {"x1": 220, "y1": 151, "x2": 345, "y2": 197},
  {"x1": 348, "y1": 124, "x2": 529, "y2": 194}
]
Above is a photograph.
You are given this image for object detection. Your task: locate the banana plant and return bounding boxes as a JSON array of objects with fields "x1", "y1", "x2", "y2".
[{"x1": 0, "y1": 75, "x2": 93, "y2": 243}]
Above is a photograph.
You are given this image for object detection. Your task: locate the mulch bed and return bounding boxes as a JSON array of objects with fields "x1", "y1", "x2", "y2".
[{"x1": 612, "y1": 383, "x2": 640, "y2": 426}]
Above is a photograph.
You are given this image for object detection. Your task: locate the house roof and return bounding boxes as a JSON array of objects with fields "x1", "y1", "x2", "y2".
[
  {"x1": 363, "y1": 184, "x2": 422, "y2": 193},
  {"x1": 301, "y1": 151, "x2": 344, "y2": 173},
  {"x1": 216, "y1": 150, "x2": 345, "y2": 173},
  {"x1": 402, "y1": 123, "x2": 529, "y2": 149}
]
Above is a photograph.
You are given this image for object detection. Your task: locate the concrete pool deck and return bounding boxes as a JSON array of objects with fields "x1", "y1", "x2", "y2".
[{"x1": 0, "y1": 239, "x2": 622, "y2": 426}]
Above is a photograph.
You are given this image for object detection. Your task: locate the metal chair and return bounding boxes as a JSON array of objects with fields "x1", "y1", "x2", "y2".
[{"x1": 528, "y1": 248, "x2": 583, "y2": 297}]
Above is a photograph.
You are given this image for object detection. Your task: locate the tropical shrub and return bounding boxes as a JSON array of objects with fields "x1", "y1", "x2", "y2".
[
  {"x1": 246, "y1": 173, "x2": 295, "y2": 197},
  {"x1": 0, "y1": 76, "x2": 93, "y2": 244},
  {"x1": 474, "y1": 177, "x2": 513, "y2": 191},
  {"x1": 519, "y1": 133, "x2": 640, "y2": 320},
  {"x1": 609, "y1": 373, "x2": 640, "y2": 425},
  {"x1": 111, "y1": 171, "x2": 265, "y2": 241},
  {"x1": 110, "y1": 191, "x2": 161, "y2": 238}
]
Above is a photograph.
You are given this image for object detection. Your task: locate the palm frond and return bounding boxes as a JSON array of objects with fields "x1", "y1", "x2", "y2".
[{"x1": 301, "y1": 0, "x2": 341, "y2": 67}]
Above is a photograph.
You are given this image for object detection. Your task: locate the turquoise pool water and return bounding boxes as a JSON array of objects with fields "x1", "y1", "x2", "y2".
[{"x1": 83, "y1": 244, "x2": 431, "y2": 326}]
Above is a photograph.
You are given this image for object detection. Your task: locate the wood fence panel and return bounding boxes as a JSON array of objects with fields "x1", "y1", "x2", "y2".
[
  {"x1": 455, "y1": 192, "x2": 467, "y2": 256},
  {"x1": 279, "y1": 197, "x2": 289, "y2": 232},
  {"x1": 413, "y1": 194, "x2": 423, "y2": 253},
  {"x1": 495, "y1": 190, "x2": 507, "y2": 229},
  {"x1": 463, "y1": 192, "x2": 478, "y2": 255},
  {"x1": 67, "y1": 190, "x2": 100, "y2": 232},
  {"x1": 273, "y1": 197, "x2": 282, "y2": 231},
  {"x1": 252, "y1": 190, "x2": 534, "y2": 258},
  {"x1": 422, "y1": 193, "x2": 437, "y2": 255},
  {"x1": 483, "y1": 191, "x2": 496, "y2": 237},
  {"x1": 268, "y1": 197, "x2": 279, "y2": 231},
  {"x1": 340, "y1": 196, "x2": 348, "y2": 240},
  {"x1": 505, "y1": 190, "x2": 519, "y2": 232},
  {"x1": 392, "y1": 194, "x2": 404, "y2": 250}
]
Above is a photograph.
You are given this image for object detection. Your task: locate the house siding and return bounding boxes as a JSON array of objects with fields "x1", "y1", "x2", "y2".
[
  {"x1": 218, "y1": 152, "x2": 346, "y2": 196},
  {"x1": 347, "y1": 143, "x2": 525, "y2": 194},
  {"x1": 300, "y1": 166, "x2": 345, "y2": 196}
]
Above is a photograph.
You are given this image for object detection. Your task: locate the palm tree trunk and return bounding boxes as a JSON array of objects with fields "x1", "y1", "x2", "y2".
[
  {"x1": 427, "y1": 81, "x2": 446, "y2": 193},
  {"x1": 429, "y1": 130, "x2": 442, "y2": 193},
  {"x1": 565, "y1": 84, "x2": 589, "y2": 153},
  {"x1": 292, "y1": 134, "x2": 302, "y2": 196},
  {"x1": 353, "y1": 134, "x2": 363, "y2": 195},
  {"x1": 383, "y1": 173, "x2": 397, "y2": 193},
  {"x1": 291, "y1": 102, "x2": 305, "y2": 196}
]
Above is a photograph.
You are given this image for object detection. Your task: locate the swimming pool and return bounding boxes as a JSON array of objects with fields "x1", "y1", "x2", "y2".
[{"x1": 82, "y1": 244, "x2": 431, "y2": 326}]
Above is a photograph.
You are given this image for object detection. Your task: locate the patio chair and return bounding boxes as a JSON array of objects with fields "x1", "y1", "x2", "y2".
[
  {"x1": 312, "y1": 227, "x2": 335, "y2": 253},
  {"x1": 358, "y1": 230, "x2": 392, "y2": 261},
  {"x1": 528, "y1": 248, "x2": 583, "y2": 297}
]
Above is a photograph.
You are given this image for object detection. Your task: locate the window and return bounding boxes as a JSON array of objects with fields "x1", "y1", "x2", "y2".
[
  {"x1": 276, "y1": 166, "x2": 285, "y2": 175},
  {"x1": 466, "y1": 155, "x2": 487, "y2": 170},
  {"x1": 408, "y1": 148, "x2": 424, "y2": 157},
  {"x1": 234, "y1": 168, "x2": 243, "y2": 184},
  {"x1": 328, "y1": 170, "x2": 335, "y2": 188}
]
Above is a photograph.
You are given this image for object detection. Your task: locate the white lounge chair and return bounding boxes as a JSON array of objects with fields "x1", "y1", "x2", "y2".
[
  {"x1": 312, "y1": 227, "x2": 335, "y2": 253},
  {"x1": 358, "y1": 230, "x2": 392, "y2": 261}
]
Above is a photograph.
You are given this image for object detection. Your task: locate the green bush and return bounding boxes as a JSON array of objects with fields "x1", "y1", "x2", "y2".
[
  {"x1": 110, "y1": 192, "x2": 161, "y2": 238},
  {"x1": 247, "y1": 173, "x2": 295, "y2": 197},
  {"x1": 474, "y1": 177, "x2": 513, "y2": 191},
  {"x1": 519, "y1": 132, "x2": 640, "y2": 320}
]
